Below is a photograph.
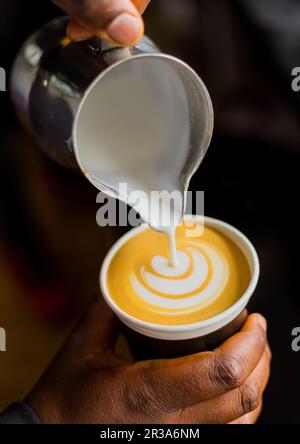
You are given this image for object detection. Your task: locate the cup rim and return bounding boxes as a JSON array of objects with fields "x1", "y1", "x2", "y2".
[{"x1": 100, "y1": 216, "x2": 260, "y2": 333}]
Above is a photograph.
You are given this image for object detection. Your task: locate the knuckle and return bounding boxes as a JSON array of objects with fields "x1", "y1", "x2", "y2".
[
  {"x1": 239, "y1": 383, "x2": 260, "y2": 415},
  {"x1": 212, "y1": 354, "x2": 243, "y2": 391}
]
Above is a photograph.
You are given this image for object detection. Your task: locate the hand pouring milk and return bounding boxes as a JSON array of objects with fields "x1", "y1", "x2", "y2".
[{"x1": 10, "y1": 17, "x2": 214, "y2": 267}]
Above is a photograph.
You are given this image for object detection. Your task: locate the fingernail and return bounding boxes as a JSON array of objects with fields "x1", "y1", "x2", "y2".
[
  {"x1": 257, "y1": 315, "x2": 267, "y2": 331},
  {"x1": 107, "y1": 13, "x2": 141, "y2": 45}
]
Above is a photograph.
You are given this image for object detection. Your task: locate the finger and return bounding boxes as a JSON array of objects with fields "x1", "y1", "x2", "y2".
[
  {"x1": 174, "y1": 345, "x2": 270, "y2": 424},
  {"x1": 67, "y1": 0, "x2": 150, "y2": 41},
  {"x1": 137, "y1": 314, "x2": 267, "y2": 412},
  {"x1": 67, "y1": 20, "x2": 94, "y2": 41},
  {"x1": 265, "y1": 341, "x2": 272, "y2": 362},
  {"x1": 230, "y1": 401, "x2": 263, "y2": 424},
  {"x1": 132, "y1": 0, "x2": 151, "y2": 14},
  {"x1": 54, "y1": 0, "x2": 144, "y2": 46},
  {"x1": 67, "y1": 295, "x2": 120, "y2": 356}
]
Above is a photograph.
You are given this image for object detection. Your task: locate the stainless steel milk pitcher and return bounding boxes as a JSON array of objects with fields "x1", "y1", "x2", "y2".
[{"x1": 11, "y1": 16, "x2": 213, "y2": 213}]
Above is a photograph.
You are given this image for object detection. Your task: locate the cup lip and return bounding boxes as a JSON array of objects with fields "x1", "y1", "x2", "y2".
[
  {"x1": 72, "y1": 52, "x2": 214, "y2": 199},
  {"x1": 100, "y1": 216, "x2": 260, "y2": 334}
]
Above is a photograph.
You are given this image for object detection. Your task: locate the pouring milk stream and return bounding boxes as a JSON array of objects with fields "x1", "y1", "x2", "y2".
[
  {"x1": 10, "y1": 19, "x2": 213, "y2": 269},
  {"x1": 73, "y1": 54, "x2": 214, "y2": 270},
  {"x1": 12, "y1": 21, "x2": 261, "y2": 345}
]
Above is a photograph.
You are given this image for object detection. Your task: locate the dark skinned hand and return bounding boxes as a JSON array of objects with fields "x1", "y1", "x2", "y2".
[{"x1": 27, "y1": 297, "x2": 271, "y2": 424}]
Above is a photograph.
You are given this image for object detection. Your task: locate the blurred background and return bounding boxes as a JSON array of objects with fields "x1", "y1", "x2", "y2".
[{"x1": 0, "y1": 0, "x2": 299, "y2": 424}]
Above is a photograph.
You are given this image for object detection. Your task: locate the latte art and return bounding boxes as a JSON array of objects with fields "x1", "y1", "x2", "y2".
[
  {"x1": 133, "y1": 243, "x2": 228, "y2": 311},
  {"x1": 107, "y1": 222, "x2": 251, "y2": 325}
]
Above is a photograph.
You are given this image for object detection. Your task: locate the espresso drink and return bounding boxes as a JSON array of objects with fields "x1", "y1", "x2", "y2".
[{"x1": 106, "y1": 220, "x2": 251, "y2": 326}]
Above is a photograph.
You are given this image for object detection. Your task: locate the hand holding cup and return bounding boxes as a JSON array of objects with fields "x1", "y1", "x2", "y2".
[{"x1": 27, "y1": 297, "x2": 270, "y2": 424}]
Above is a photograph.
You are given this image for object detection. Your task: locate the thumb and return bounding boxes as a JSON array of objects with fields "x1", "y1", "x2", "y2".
[
  {"x1": 68, "y1": 295, "x2": 120, "y2": 356},
  {"x1": 54, "y1": 0, "x2": 145, "y2": 46}
]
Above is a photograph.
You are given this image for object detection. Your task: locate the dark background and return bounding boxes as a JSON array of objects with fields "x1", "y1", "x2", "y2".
[{"x1": 0, "y1": 0, "x2": 299, "y2": 424}]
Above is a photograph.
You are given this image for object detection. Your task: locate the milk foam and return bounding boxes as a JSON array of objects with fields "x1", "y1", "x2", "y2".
[
  {"x1": 106, "y1": 223, "x2": 252, "y2": 325},
  {"x1": 131, "y1": 241, "x2": 228, "y2": 314}
]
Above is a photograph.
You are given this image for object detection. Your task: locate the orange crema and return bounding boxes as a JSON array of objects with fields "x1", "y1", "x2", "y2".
[{"x1": 107, "y1": 222, "x2": 251, "y2": 325}]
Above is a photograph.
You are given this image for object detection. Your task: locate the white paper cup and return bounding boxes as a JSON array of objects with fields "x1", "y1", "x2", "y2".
[{"x1": 100, "y1": 216, "x2": 260, "y2": 358}]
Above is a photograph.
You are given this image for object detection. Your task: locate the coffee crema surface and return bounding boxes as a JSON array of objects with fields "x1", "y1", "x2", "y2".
[{"x1": 107, "y1": 222, "x2": 251, "y2": 325}]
